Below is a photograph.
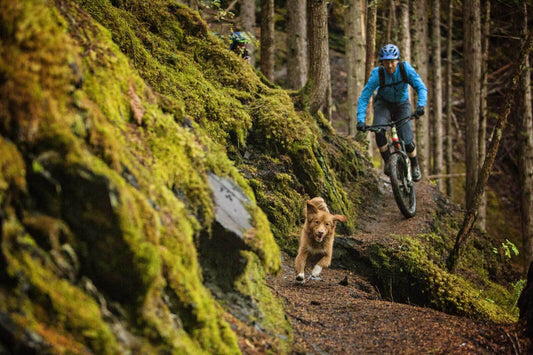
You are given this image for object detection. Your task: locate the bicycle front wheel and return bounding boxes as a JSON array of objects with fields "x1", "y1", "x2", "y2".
[{"x1": 389, "y1": 153, "x2": 416, "y2": 218}]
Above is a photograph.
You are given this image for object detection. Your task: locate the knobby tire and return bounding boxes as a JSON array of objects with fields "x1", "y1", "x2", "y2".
[{"x1": 389, "y1": 153, "x2": 416, "y2": 218}]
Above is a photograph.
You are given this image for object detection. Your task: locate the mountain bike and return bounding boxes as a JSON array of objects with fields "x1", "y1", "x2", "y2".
[{"x1": 364, "y1": 114, "x2": 418, "y2": 218}]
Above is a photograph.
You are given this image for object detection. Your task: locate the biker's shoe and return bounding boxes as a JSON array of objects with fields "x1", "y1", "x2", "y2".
[{"x1": 412, "y1": 164, "x2": 421, "y2": 182}]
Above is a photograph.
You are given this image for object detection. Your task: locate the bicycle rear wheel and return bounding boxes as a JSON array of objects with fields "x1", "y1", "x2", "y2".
[{"x1": 389, "y1": 153, "x2": 416, "y2": 218}]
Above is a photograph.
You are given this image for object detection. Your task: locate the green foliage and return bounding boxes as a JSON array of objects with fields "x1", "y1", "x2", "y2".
[{"x1": 492, "y1": 239, "x2": 519, "y2": 259}]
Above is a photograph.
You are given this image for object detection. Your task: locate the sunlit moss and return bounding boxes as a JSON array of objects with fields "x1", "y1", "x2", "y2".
[
  {"x1": 75, "y1": 0, "x2": 366, "y2": 243},
  {"x1": 1, "y1": 217, "x2": 118, "y2": 354}
]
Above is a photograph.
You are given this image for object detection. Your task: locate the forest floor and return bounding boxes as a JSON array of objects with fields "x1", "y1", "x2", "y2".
[{"x1": 249, "y1": 170, "x2": 530, "y2": 354}]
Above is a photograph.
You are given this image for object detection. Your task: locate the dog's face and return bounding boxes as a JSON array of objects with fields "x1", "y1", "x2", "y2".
[{"x1": 306, "y1": 202, "x2": 347, "y2": 243}]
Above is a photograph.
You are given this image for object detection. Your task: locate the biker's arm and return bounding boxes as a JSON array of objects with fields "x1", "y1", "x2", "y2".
[
  {"x1": 405, "y1": 62, "x2": 428, "y2": 108},
  {"x1": 357, "y1": 68, "x2": 380, "y2": 124}
]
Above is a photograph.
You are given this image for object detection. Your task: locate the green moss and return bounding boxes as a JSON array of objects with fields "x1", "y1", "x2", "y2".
[
  {"x1": 2, "y1": 217, "x2": 119, "y2": 354},
  {"x1": 365, "y1": 236, "x2": 516, "y2": 324},
  {"x1": 246, "y1": 203, "x2": 282, "y2": 273},
  {"x1": 0, "y1": 138, "x2": 26, "y2": 205},
  {"x1": 235, "y1": 251, "x2": 292, "y2": 353},
  {"x1": 75, "y1": 0, "x2": 369, "y2": 245},
  {"x1": 158, "y1": 224, "x2": 240, "y2": 354},
  {"x1": 75, "y1": 0, "x2": 257, "y2": 148},
  {"x1": 0, "y1": 0, "x2": 82, "y2": 155}
]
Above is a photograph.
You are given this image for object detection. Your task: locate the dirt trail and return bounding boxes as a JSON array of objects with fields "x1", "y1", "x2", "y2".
[{"x1": 265, "y1": 172, "x2": 525, "y2": 354}]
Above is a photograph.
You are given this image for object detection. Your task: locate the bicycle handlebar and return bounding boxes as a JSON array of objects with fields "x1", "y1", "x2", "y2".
[{"x1": 363, "y1": 114, "x2": 418, "y2": 133}]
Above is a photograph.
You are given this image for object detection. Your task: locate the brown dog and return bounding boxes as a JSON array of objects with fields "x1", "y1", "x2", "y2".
[{"x1": 295, "y1": 197, "x2": 347, "y2": 282}]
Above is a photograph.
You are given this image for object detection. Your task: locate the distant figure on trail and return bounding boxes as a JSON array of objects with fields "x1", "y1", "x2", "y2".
[
  {"x1": 356, "y1": 44, "x2": 428, "y2": 182},
  {"x1": 229, "y1": 31, "x2": 251, "y2": 63}
]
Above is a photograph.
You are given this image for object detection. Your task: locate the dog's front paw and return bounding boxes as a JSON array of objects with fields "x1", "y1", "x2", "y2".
[
  {"x1": 296, "y1": 273, "x2": 305, "y2": 283},
  {"x1": 311, "y1": 265, "x2": 322, "y2": 278}
]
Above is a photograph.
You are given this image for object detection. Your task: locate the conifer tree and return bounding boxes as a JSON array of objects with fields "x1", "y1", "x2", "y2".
[
  {"x1": 305, "y1": 0, "x2": 330, "y2": 115},
  {"x1": 287, "y1": 0, "x2": 307, "y2": 89},
  {"x1": 345, "y1": 0, "x2": 365, "y2": 135},
  {"x1": 260, "y1": 0, "x2": 275, "y2": 82},
  {"x1": 431, "y1": 0, "x2": 443, "y2": 191}
]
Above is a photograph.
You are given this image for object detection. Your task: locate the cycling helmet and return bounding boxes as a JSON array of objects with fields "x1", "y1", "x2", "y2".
[
  {"x1": 230, "y1": 32, "x2": 250, "y2": 44},
  {"x1": 379, "y1": 44, "x2": 400, "y2": 60}
]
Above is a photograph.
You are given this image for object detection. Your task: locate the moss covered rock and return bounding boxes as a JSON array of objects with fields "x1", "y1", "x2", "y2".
[{"x1": 0, "y1": 0, "x2": 372, "y2": 353}]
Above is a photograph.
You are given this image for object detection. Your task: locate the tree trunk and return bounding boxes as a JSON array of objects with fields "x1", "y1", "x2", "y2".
[
  {"x1": 477, "y1": 0, "x2": 490, "y2": 230},
  {"x1": 463, "y1": 0, "x2": 481, "y2": 211},
  {"x1": 287, "y1": 0, "x2": 307, "y2": 89},
  {"x1": 397, "y1": 0, "x2": 410, "y2": 62},
  {"x1": 397, "y1": 0, "x2": 412, "y2": 117},
  {"x1": 365, "y1": 0, "x2": 377, "y2": 83},
  {"x1": 305, "y1": 0, "x2": 330, "y2": 115},
  {"x1": 365, "y1": 0, "x2": 378, "y2": 159},
  {"x1": 386, "y1": 0, "x2": 396, "y2": 43},
  {"x1": 445, "y1": 0, "x2": 453, "y2": 198},
  {"x1": 447, "y1": 31, "x2": 533, "y2": 272},
  {"x1": 260, "y1": 0, "x2": 275, "y2": 82},
  {"x1": 241, "y1": 0, "x2": 256, "y2": 66},
  {"x1": 411, "y1": 0, "x2": 429, "y2": 177},
  {"x1": 431, "y1": 0, "x2": 443, "y2": 192},
  {"x1": 519, "y1": 2, "x2": 533, "y2": 270},
  {"x1": 346, "y1": 0, "x2": 365, "y2": 136}
]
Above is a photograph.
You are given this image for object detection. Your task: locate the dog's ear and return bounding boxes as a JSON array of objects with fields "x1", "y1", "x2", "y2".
[
  {"x1": 333, "y1": 214, "x2": 347, "y2": 223},
  {"x1": 306, "y1": 200, "x2": 319, "y2": 215}
]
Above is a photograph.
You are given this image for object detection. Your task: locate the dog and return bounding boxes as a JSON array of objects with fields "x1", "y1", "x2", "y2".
[{"x1": 295, "y1": 197, "x2": 347, "y2": 282}]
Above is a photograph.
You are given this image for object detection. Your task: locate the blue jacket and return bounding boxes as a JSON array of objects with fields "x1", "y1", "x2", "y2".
[{"x1": 357, "y1": 61, "x2": 428, "y2": 123}]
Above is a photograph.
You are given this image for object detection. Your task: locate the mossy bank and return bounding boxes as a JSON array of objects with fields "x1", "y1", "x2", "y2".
[{"x1": 0, "y1": 0, "x2": 372, "y2": 353}]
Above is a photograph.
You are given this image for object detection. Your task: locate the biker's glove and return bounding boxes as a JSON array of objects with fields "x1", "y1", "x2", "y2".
[
  {"x1": 356, "y1": 121, "x2": 366, "y2": 132},
  {"x1": 415, "y1": 106, "x2": 425, "y2": 117}
]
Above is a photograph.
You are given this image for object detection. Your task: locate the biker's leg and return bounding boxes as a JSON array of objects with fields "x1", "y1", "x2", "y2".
[
  {"x1": 406, "y1": 142, "x2": 421, "y2": 181},
  {"x1": 376, "y1": 132, "x2": 391, "y2": 176},
  {"x1": 393, "y1": 99, "x2": 414, "y2": 144},
  {"x1": 405, "y1": 142, "x2": 418, "y2": 164},
  {"x1": 405, "y1": 141, "x2": 418, "y2": 162},
  {"x1": 373, "y1": 98, "x2": 392, "y2": 173}
]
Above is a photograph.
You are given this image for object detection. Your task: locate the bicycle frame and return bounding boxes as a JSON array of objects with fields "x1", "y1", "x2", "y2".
[
  {"x1": 364, "y1": 114, "x2": 418, "y2": 218},
  {"x1": 365, "y1": 115, "x2": 415, "y2": 181}
]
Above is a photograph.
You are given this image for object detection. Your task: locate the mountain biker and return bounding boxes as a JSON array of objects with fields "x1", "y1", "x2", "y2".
[
  {"x1": 229, "y1": 32, "x2": 251, "y2": 62},
  {"x1": 356, "y1": 44, "x2": 428, "y2": 182}
]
